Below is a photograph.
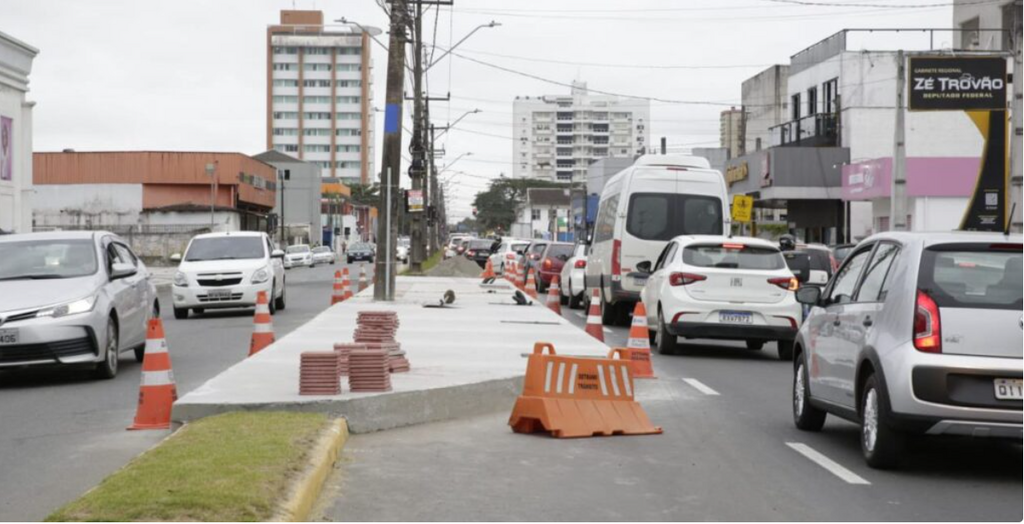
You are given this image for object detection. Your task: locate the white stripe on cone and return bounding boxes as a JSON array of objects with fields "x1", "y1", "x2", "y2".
[
  {"x1": 253, "y1": 323, "x2": 274, "y2": 333},
  {"x1": 140, "y1": 370, "x2": 175, "y2": 387},
  {"x1": 255, "y1": 304, "x2": 270, "y2": 314},
  {"x1": 145, "y1": 338, "x2": 168, "y2": 354}
]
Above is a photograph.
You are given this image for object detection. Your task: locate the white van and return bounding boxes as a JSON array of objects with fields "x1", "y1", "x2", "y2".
[{"x1": 585, "y1": 155, "x2": 729, "y2": 325}]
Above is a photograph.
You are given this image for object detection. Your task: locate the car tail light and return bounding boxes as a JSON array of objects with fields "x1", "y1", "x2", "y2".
[
  {"x1": 542, "y1": 259, "x2": 552, "y2": 270},
  {"x1": 913, "y1": 289, "x2": 941, "y2": 353},
  {"x1": 768, "y1": 277, "x2": 799, "y2": 291},
  {"x1": 574, "y1": 259, "x2": 587, "y2": 269},
  {"x1": 669, "y1": 272, "x2": 705, "y2": 286},
  {"x1": 506, "y1": 253, "x2": 515, "y2": 259},
  {"x1": 612, "y1": 239, "x2": 622, "y2": 278}
]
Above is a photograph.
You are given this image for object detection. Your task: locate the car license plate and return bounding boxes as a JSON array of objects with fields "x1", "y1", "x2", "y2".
[
  {"x1": 207, "y1": 288, "x2": 232, "y2": 300},
  {"x1": 719, "y1": 311, "x2": 753, "y2": 325},
  {"x1": 0, "y1": 328, "x2": 19, "y2": 345},
  {"x1": 993, "y1": 378, "x2": 1023, "y2": 400},
  {"x1": 632, "y1": 276, "x2": 648, "y2": 287}
]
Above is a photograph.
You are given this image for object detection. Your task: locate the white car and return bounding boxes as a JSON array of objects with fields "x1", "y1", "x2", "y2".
[
  {"x1": 171, "y1": 232, "x2": 285, "y2": 319},
  {"x1": 284, "y1": 244, "x2": 314, "y2": 269},
  {"x1": 489, "y1": 239, "x2": 530, "y2": 276},
  {"x1": 311, "y1": 246, "x2": 336, "y2": 265},
  {"x1": 396, "y1": 245, "x2": 409, "y2": 264},
  {"x1": 639, "y1": 235, "x2": 801, "y2": 360},
  {"x1": 559, "y1": 242, "x2": 588, "y2": 309}
]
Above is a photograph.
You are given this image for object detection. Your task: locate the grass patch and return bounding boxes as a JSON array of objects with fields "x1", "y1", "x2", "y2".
[
  {"x1": 400, "y1": 249, "x2": 444, "y2": 276},
  {"x1": 47, "y1": 412, "x2": 329, "y2": 522}
]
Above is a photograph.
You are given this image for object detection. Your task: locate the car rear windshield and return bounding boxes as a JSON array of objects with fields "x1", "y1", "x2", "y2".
[
  {"x1": 467, "y1": 240, "x2": 495, "y2": 251},
  {"x1": 313, "y1": 247, "x2": 330, "y2": 253},
  {"x1": 185, "y1": 237, "x2": 264, "y2": 261},
  {"x1": 683, "y1": 244, "x2": 784, "y2": 270},
  {"x1": 545, "y1": 244, "x2": 574, "y2": 260},
  {"x1": 0, "y1": 239, "x2": 98, "y2": 280},
  {"x1": 626, "y1": 193, "x2": 723, "y2": 241},
  {"x1": 918, "y1": 244, "x2": 1022, "y2": 310},
  {"x1": 287, "y1": 245, "x2": 310, "y2": 253}
]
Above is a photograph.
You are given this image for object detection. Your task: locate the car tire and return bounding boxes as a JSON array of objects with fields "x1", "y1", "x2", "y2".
[
  {"x1": 655, "y1": 308, "x2": 678, "y2": 355},
  {"x1": 861, "y1": 373, "x2": 905, "y2": 469},
  {"x1": 568, "y1": 293, "x2": 582, "y2": 310},
  {"x1": 777, "y1": 340, "x2": 794, "y2": 361},
  {"x1": 275, "y1": 282, "x2": 286, "y2": 311},
  {"x1": 793, "y1": 357, "x2": 827, "y2": 431},
  {"x1": 268, "y1": 288, "x2": 278, "y2": 315},
  {"x1": 559, "y1": 294, "x2": 569, "y2": 306},
  {"x1": 600, "y1": 286, "x2": 616, "y2": 326},
  {"x1": 173, "y1": 307, "x2": 188, "y2": 320},
  {"x1": 94, "y1": 317, "x2": 119, "y2": 379},
  {"x1": 746, "y1": 340, "x2": 765, "y2": 351}
]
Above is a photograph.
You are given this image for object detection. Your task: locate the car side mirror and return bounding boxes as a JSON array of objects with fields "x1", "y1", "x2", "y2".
[
  {"x1": 169, "y1": 253, "x2": 182, "y2": 262},
  {"x1": 271, "y1": 249, "x2": 285, "y2": 259},
  {"x1": 636, "y1": 261, "x2": 652, "y2": 274},
  {"x1": 110, "y1": 262, "x2": 137, "y2": 280},
  {"x1": 796, "y1": 286, "x2": 821, "y2": 306}
]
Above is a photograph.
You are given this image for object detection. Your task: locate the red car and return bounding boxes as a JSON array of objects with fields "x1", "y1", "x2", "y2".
[{"x1": 535, "y1": 242, "x2": 574, "y2": 293}]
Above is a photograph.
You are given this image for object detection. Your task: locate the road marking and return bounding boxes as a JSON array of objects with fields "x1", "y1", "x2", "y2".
[
  {"x1": 681, "y1": 378, "x2": 720, "y2": 396},
  {"x1": 785, "y1": 442, "x2": 871, "y2": 485}
]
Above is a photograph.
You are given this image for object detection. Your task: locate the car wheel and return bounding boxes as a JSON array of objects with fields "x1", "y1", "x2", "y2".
[
  {"x1": 275, "y1": 281, "x2": 286, "y2": 311},
  {"x1": 600, "y1": 287, "x2": 616, "y2": 326},
  {"x1": 568, "y1": 293, "x2": 582, "y2": 310},
  {"x1": 655, "y1": 308, "x2": 678, "y2": 355},
  {"x1": 861, "y1": 373, "x2": 904, "y2": 469},
  {"x1": 777, "y1": 340, "x2": 794, "y2": 361},
  {"x1": 94, "y1": 317, "x2": 119, "y2": 379},
  {"x1": 746, "y1": 340, "x2": 765, "y2": 351},
  {"x1": 268, "y1": 288, "x2": 278, "y2": 315},
  {"x1": 173, "y1": 307, "x2": 189, "y2": 320},
  {"x1": 793, "y1": 357, "x2": 827, "y2": 431}
]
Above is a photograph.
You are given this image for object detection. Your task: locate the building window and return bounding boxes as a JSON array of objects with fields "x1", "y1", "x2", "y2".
[
  {"x1": 336, "y1": 96, "x2": 360, "y2": 104},
  {"x1": 275, "y1": 144, "x2": 299, "y2": 153},
  {"x1": 273, "y1": 95, "x2": 298, "y2": 103},
  {"x1": 303, "y1": 79, "x2": 332, "y2": 88},
  {"x1": 272, "y1": 111, "x2": 299, "y2": 120},
  {"x1": 823, "y1": 78, "x2": 838, "y2": 114},
  {"x1": 272, "y1": 63, "x2": 296, "y2": 71},
  {"x1": 304, "y1": 144, "x2": 331, "y2": 153},
  {"x1": 791, "y1": 92, "x2": 801, "y2": 121},
  {"x1": 272, "y1": 46, "x2": 298, "y2": 54},
  {"x1": 336, "y1": 145, "x2": 361, "y2": 153},
  {"x1": 531, "y1": 209, "x2": 542, "y2": 221},
  {"x1": 807, "y1": 86, "x2": 818, "y2": 116},
  {"x1": 336, "y1": 64, "x2": 361, "y2": 71},
  {"x1": 303, "y1": 112, "x2": 332, "y2": 120},
  {"x1": 273, "y1": 79, "x2": 298, "y2": 87},
  {"x1": 304, "y1": 63, "x2": 333, "y2": 72},
  {"x1": 305, "y1": 47, "x2": 331, "y2": 55},
  {"x1": 338, "y1": 47, "x2": 362, "y2": 55},
  {"x1": 303, "y1": 128, "x2": 332, "y2": 136},
  {"x1": 303, "y1": 96, "x2": 332, "y2": 104},
  {"x1": 336, "y1": 128, "x2": 362, "y2": 136},
  {"x1": 336, "y1": 80, "x2": 362, "y2": 87},
  {"x1": 336, "y1": 112, "x2": 361, "y2": 120},
  {"x1": 336, "y1": 161, "x2": 360, "y2": 169},
  {"x1": 960, "y1": 16, "x2": 980, "y2": 49},
  {"x1": 273, "y1": 128, "x2": 298, "y2": 136}
]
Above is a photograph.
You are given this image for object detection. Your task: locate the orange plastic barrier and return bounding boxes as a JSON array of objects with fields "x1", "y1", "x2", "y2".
[
  {"x1": 509, "y1": 342, "x2": 662, "y2": 438},
  {"x1": 128, "y1": 319, "x2": 178, "y2": 430}
]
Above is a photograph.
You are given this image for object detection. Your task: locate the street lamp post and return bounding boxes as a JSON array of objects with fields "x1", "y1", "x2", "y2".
[{"x1": 205, "y1": 162, "x2": 217, "y2": 230}]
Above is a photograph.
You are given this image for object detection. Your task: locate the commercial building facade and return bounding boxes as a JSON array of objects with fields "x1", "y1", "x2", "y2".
[
  {"x1": 252, "y1": 149, "x2": 325, "y2": 247},
  {"x1": 512, "y1": 188, "x2": 573, "y2": 241},
  {"x1": 0, "y1": 31, "x2": 37, "y2": 234}
]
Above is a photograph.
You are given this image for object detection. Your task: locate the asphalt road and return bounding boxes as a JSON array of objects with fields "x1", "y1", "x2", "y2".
[
  {"x1": 325, "y1": 293, "x2": 1022, "y2": 521},
  {"x1": 0, "y1": 262, "x2": 371, "y2": 521}
]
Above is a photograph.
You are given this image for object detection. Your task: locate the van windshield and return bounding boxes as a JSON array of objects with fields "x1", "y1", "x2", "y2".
[
  {"x1": 919, "y1": 244, "x2": 1022, "y2": 310},
  {"x1": 626, "y1": 193, "x2": 722, "y2": 241}
]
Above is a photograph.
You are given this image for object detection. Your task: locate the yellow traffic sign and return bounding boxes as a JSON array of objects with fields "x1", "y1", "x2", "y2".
[{"x1": 731, "y1": 195, "x2": 754, "y2": 223}]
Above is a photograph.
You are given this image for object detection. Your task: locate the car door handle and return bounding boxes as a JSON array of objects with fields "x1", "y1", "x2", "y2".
[{"x1": 862, "y1": 317, "x2": 873, "y2": 327}]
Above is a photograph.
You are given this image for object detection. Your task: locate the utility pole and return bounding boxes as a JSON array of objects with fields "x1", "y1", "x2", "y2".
[
  {"x1": 890, "y1": 49, "x2": 908, "y2": 232},
  {"x1": 428, "y1": 122, "x2": 441, "y2": 253},
  {"x1": 375, "y1": 0, "x2": 408, "y2": 301},
  {"x1": 1011, "y1": 1, "x2": 1023, "y2": 233},
  {"x1": 408, "y1": 0, "x2": 427, "y2": 273}
]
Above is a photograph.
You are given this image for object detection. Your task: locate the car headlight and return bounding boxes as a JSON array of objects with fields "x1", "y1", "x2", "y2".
[
  {"x1": 251, "y1": 266, "x2": 271, "y2": 284},
  {"x1": 36, "y1": 295, "x2": 97, "y2": 319},
  {"x1": 173, "y1": 271, "x2": 188, "y2": 287}
]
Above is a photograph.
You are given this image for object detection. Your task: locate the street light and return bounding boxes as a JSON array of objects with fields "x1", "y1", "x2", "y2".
[
  {"x1": 334, "y1": 18, "x2": 385, "y2": 49},
  {"x1": 437, "y1": 152, "x2": 473, "y2": 175},
  {"x1": 426, "y1": 22, "x2": 501, "y2": 72},
  {"x1": 205, "y1": 162, "x2": 218, "y2": 229},
  {"x1": 433, "y1": 109, "x2": 481, "y2": 143}
]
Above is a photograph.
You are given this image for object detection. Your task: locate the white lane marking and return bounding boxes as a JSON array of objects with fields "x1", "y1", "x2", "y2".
[
  {"x1": 785, "y1": 443, "x2": 871, "y2": 485},
  {"x1": 681, "y1": 378, "x2": 720, "y2": 396}
]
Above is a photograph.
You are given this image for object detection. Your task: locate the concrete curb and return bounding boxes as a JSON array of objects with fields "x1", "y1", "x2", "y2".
[{"x1": 273, "y1": 418, "x2": 350, "y2": 522}]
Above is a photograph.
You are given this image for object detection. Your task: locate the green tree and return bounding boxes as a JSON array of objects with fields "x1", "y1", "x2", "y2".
[
  {"x1": 471, "y1": 178, "x2": 567, "y2": 233},
  {"x1": 348, "y1": 183, "x2": 380, "y2": 207}
]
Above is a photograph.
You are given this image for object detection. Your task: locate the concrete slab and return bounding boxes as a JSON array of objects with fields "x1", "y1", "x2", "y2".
[{"x1": 172, "y1": 276, "x2": 610, "y2": 433}]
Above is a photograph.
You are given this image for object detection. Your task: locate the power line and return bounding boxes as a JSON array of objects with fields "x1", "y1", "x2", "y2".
[{"x1": 433, "y1": 46, "x2": 771, "y2": 70}]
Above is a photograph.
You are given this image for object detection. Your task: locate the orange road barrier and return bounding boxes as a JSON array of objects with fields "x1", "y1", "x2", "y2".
[
  {"x1": 341, "y1": 267, "x2": 354, "y2": 301},
  {"x1": 330, "y1": 270, "x2": 345, "y2": 305},
  {"x1": 248, "y1": 290, "x2": 275, "y2": 357},
  {"x1": 480, "y1": 258, "x2": 496, "y2": 279},
  {"x1": 623, "y1": 302, "x2": 656, "y2": 379},
  {"x1": 358, "y1": 264, "x2": 369, "y2": 292},
  {"x1": 585, "y1": 288, "x2": 604, "y2": 342},
  {"x1": 525, "y1": 267, "x2": 538, "y2": 299},
  {"x1": 519, "y1": 264, "x2": 530, "y2": 291},
  {"x1": 546, "y1": 274, "x2": 563, "y2": 315},
  {"x1": 128, "y1": 318, "x2": 178, "y2": 430},
  {"x1": 608, "y1": 346, "x2": 655, "y2": 380},
  {"x1": 509, "y1": 342, "x2": 662, "y2": 438}
]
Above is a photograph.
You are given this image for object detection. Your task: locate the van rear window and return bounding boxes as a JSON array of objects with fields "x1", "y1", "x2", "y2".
[
  {"x1": 683, "y1": 244, "x2": 784, "y2": 270},
  {"x1": 626, "y1": 193, "x2": 722, "y2": 241},
  {"x1": 918, "y1": 244, "x2": 1022, "y2": 310}
]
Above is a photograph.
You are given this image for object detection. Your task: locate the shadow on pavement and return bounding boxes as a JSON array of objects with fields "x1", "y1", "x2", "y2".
[{"x1": 0, "y1": 358, "x2": 141, "y2": 389}]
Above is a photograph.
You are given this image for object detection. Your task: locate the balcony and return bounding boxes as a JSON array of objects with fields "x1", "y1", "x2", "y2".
[{"x1": 769, "y1": 112, "x2": 838, "y2": 147}]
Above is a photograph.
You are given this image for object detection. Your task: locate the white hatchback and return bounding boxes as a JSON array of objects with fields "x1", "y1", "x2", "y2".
[{"x1": 639, "y1": 235, "x2": 801, "y2": 360}]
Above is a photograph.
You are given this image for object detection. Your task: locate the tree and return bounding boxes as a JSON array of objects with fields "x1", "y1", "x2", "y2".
[
  {"x1": 349, "y1": 183, "x2": 380, "y2": 207},
  {"x1": 471, "y1": 177, "x2": 567, "y2": 233}
]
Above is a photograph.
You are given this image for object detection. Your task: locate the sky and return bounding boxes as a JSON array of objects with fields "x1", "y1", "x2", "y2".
[{"x1": 4, "y1": 0, "x2": 956, "y2": 221}]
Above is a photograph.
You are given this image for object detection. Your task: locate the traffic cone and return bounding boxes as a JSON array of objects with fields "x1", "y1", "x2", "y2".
[
  {"x1": 249, "y1": 290, "x2": 275, "y2": 357},
  {"x1": 625, "y1": 301, "x2": 656, "y2": 379},
  {"x1": 341, "y1": 267, "x2": 353, "y2": 301},
  {"x1": 358, "y1": 264, "x2": 369, "y2": 292},
  {"x1": 330, "y1": 270, "x2": 345, "y2": 305},
  {"x1": 128, "y1": 318, "x2": 178, "y2": 430},
  {"x1": 546, "y1": 274, "x2": 562, "y2": 315},
  {"x1": 585, "y1": 288, "x2": 605, "y2": 342},
  {"x1": 525, "y1": 267, "x2": 539, "y2": 299},
  {"x1": 480, "y1": 258, "x2": 495, "y2": 279},
  {"x1": 519, "y1": 264, "x2": 529, "y2": 291}
]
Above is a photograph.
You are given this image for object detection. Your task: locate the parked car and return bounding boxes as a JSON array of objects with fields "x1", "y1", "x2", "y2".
[
  {"x1": 284, "y1": 244, "x2": 314, "y2": 269},
  {"x1": 518, "y1": 240, "x2": 549, "y2": 281},
  {"x1": 171, "y1": 231, "x2": 285, "y2": 319},
  {"x1": 489, "y1": 239, "x2": 530, "y2": 276},
  {"x1": 0, "y1": 231, "x2": 160, "y2": 378},
  {"x1": 453, "y1": 238, "x2": 471, "y2": 257},
  {"x1": 396, "y1": 244, "x2": 410, "y2": 264},
  {"x1": 311, "y1": 246, "x2": 336, "y2": 265},
  {"x1": 347, "y1": 242, "x2": 375, "y2": 264},
  {"x1": 560, "y1": 242, "x2": 589, "y2": 309},
  {"x1": 464, "y1": 238, "x2": 498, "y2": 268},
  {"x1": 535, "y1": 242, "x2": 574, "y2": 293},
  {"x1": 639, "y1": 236, "x2": 801, "y2": 359},
  {"x1": 446, "y1": 236, "x2": 467, "y2": 259},
  {"x1": 791, "y1": 231, "x2": 1022, "y2": 469},
  {"x1": 587, "y1": 154, "x2": 729, "y2": 326}
]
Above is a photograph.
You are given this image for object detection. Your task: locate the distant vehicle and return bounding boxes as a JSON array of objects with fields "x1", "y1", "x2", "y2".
[
  {"x1": 396, "y1": 244, "x2": 409, "y2": 264},
  {"x1": 517, "y1": 240, "x2": 549, "y2": 281},
  {"x1": 586, "y1": 155, "x2": 729, "y2": 326},
  {"x1": 490, "y1": 239, "x2": 530, "y2": 276},
  {"x1": 311, "y1": 246, "x2": 336, "y2": 265},
  {"x1": 446, "y1": 236, "x2": 467, "y2": 258},
  {"x1": 0, "y1": 231, "x2": 160, "y2": 378},
  {"x1": 453, "y1": 238, "x2": 471, "y2": 257},
  {"x1": 171, "y1": 231, "x2": 286, "y2": 319},
  {"x1": 832, "y1": 243, "x2": 856, "y2": 265},
  {"x1": 792, "y1": 231, "x2": 1022, "y2": 469},
  {"x1": 560, "y1": 242, "x2": 589, "y2": 309},
  {"x1": 284, "y1": 244, "x2": 314, "y2": 269},
  {"x1": 639, "y1": 236, "x2": 801, "y2": 359},
  {"x1": 535, "y1": 242, "x2": 574, "y2": 293},
  {"x1": 347, "y1": 242, "x2": 375, "y2": 264},
  {"x1": 782, "y1": 245, "x2": 834, "y2": 287},
  {"x1": 464, "y1": 238, "x2": 498, "y2": 268}
]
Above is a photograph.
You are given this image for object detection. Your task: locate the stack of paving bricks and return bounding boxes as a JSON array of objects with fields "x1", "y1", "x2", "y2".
[
  {"x1": 333, "y1": 343, "x2": 365, "y2": 377},
  {"x1": 299, "y1": 351, "x2": 341, "y2": 395},
  {"x1": 347, "y1": 346, "x2": 392, "y2": 392},
  {"x1": 354, "y1": 311, "x2": 410, "y2": 374}
]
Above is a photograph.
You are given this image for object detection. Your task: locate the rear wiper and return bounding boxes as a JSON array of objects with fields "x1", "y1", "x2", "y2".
[{"x1": 0, "y1": 274, "x2": 66, "y2": 281}]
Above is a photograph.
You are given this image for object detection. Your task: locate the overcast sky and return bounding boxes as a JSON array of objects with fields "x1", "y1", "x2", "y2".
[{"x1": 5, "y1": 0, "x2": 954, "y2": 220}]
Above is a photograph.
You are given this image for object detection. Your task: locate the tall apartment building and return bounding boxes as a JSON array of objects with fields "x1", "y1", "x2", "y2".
[
  {"x1": 719, "y1": 107, "x2": 743, "y2": 159},
  {"x1": 266, "y1": 10, "x2": 376, "y2": 186},
  {"x1": 512, "y1": 81, "x2": 649, "y2": 183}
]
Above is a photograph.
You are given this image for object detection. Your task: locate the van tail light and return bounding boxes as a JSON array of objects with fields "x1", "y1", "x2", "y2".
[
  {"x1": 574, "y1": 259, "x2": 587, "y2": 269},
  {"x1": 913, "y1": 289, "x2": 941, "y2": 353},
  {"x1": 768, "y1": 277, "x2": 799, "y2": 291},
  {"x1": 506, "y1": 253, "x2": 515, "y2": 260},
  {"x1": 542, "y1": 259, "x2": 552, "y2": 270},
  {"x1": 611, "y1": 239, "x2": 622, "y2": 278},
  {"x1": 669, "y1": 272, "x2": 706, "y2": 286}
]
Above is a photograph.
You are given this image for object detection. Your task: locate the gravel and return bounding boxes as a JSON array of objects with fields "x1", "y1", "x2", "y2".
[{"x1": 425, "y1": 256, "x2": 485, "y2": 278}]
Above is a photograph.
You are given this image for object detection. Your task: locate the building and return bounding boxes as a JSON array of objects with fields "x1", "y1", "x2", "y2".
[
  {"x1": 266, "y1": 10, "x2": 378, "y2": 186},
  {"x1": 33, "y1": 151, "x2": 277, "y2": 257},
  {"x1": 719, "y1": 107, "x2": 743, "y2": 159},
  {"x1": 691, "y1": 147, "x2": 729, "y2": 174},
  {"x1": 512, "y1": 187, "x2": 573, "y2": 241},
  {"x1": 953, "y1": 0, "x2": 1021, "y2": 51},
  {"x1": 741, "y1": 65, "x2": 789, "y2": 154},
  {"x1": 513, "y1": 81, "x2": 650, "y2": 183},
  {"x1": 252, "y1": 149, "x2": 326, "y2": 247},
  {"x1": 0, "y1": 31, "x2": 37, "y2": 234}
]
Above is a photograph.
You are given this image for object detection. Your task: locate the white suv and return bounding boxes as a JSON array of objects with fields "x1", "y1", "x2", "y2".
[{"x1": 171, "y1": 232, "x2": 285, "y2": 319}]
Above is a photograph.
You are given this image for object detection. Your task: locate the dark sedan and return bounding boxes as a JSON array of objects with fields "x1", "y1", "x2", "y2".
[
  {"x1": 464, "y1": 239, "x2": 498, "y2": 268},
  {"x1": 347, "y1": 243, "x2": 375, "y2": 264}
]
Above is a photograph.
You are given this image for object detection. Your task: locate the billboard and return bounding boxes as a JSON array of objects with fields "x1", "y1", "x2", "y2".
[
  {"x1": 0, "y1": 116, "x2": 11, "y2": 182},
  {"x1": 908, "y1": 56, "x2": 1008, "y2": 112}
]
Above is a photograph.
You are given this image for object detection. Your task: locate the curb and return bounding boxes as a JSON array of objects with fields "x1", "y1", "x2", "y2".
[{"x1": 273, "y1": 418, "x2": 350, "y2": 522}]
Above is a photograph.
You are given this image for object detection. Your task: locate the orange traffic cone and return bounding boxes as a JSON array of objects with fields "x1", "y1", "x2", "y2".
[
  {"x1": 358, "y1": 264, "x2": 369, "y2": 292},
  {"x1": 341, "y1": 267, "x2": 353, "y2": 301},
  {"x1": 546, "y1": 274, "x2": 562, "y2": 315},
  {"x1": 128, "y1": 318, "x2": 178, "y2": 430},
  {"x1": 525, "y1": 267, "x2": 539, "y2": 299},
  {"x1": 248, "y1": 290, "x2": 275, "y2": 357},
  {"x1": 622, "y1": 302, "x2": 656, "y2": 379},
  {"x1": 520, "y1": 264, "x2": 530, "y2": 291},
  {"x1": 330, "y1": 270, "x2": 345, "y2": 305},
  {"x1": 480, "y1": 258, "x2": 495, "y2": 279},
  {"x1": 585, "y1": 288, "x2": 604, "y2": 342}
]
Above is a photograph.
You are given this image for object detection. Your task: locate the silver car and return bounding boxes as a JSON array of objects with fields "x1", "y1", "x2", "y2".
[
  {"x1": 792, "y1": 231, "x2": 1022, "y2": 468},
  {"x1": 0, "y1": 231, "x2": 159, "y2": 378}
]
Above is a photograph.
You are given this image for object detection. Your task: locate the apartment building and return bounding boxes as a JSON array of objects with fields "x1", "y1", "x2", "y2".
[
  {"x1": 512, "y1": 81, "x2": 650, "y2": 183},
  {"x1": 266, "y1": 10, "x2": 377, "y2": 186},
  {"x1": 719, "y1": 107, "x2": 743, "y2": 159}
]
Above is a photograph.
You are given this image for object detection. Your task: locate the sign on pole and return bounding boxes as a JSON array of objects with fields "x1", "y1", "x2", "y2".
[
  {"x1": 731, "y1": 195, "x2": 754, "y2": 223},
  {"x1": 407, "y1": 189, "x2": 424, "y2": 213}
]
